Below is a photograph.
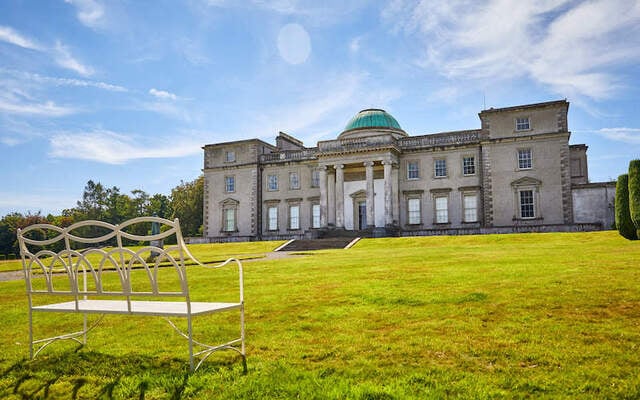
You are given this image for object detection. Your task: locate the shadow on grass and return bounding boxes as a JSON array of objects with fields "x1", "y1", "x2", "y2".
[{"x1": 0, "y1": 348, "x2": 241, "y2": 399}]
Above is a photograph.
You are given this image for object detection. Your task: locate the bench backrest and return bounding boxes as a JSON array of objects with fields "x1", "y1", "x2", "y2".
[{"x1": 17, "y1": 217, "x2": 199, "y2": 300}]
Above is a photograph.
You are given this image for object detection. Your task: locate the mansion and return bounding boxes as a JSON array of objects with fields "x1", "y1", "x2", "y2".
[{"x1": 201, "y1": 100, "x2": 615, "y2": 241}]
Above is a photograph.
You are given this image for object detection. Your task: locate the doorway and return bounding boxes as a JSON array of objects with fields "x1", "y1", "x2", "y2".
[{"x1": 358, "y1": 201, "x2": 367, "y2": 230}]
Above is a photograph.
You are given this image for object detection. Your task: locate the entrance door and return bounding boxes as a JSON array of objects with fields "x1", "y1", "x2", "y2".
[{"x1": 358, "y1": 201, "x2": 367, "y2": 230}]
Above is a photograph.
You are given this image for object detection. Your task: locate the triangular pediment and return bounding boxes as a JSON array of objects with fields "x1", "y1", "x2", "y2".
[
  {"x1": 511, "y1": 177, "x2": 542, "y2": 187},
  {"x1": 350, "y1": 189, "x2": 367, "y2": 199},
  {"x1": 219, "y1": 197, "x2": 239, "y2": 206}
]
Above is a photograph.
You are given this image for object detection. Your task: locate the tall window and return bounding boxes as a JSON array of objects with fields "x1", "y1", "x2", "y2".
[
  {"x1": 268, "y1": 174, "x2": 278, "y2": 191},
  {"x1": 225, "y1": 176, "x2": 235, "y2": 193},
  {"x1": 519, "y1": 190, "x2": 535, "y2": 218},
  {"x1": 289, "y1": 205, "x2": 300, "y2": 229},
  {"x1": 408, "y1": 198, "x2": 421, "y2": 224},
  {"x1": 268, "y1": 206, "x2": 278, "y2": 230},
  {"x1": 435, "y1": 196, "x2": 448, "y2": 223},
  {"x1": 225, "y1": 151, "x2": 235, "y2": 162},
  {"x1": 463, "y1": 194, "x2": 477, "y2": 222},
  {"x1": 311, "y1": 170, "x2": 320, "y2": 188},
  {"x1": 407, "y1": 162, "x2": 419, "y2": 180},
  {"x1": 435, "y1": 159, "x2": 447, "y2": 178},
  {"x1": 463, "y1": 156, "x2": 475, "y2": 176},
  {"x1": 518, "y1": 149, "x2": 532, "y2": 169},
  {"x1": 516, "y1": 117, "x2": 530, "y2": 131},
  {"x1": 223, "y1": 208, "x2": 235, "y2": 231},
  {"x1": 312, "y1": 204, "x2": 320, "y2": 228},
  {"x1": 289, "y1": 172, "x2": 300, "y2": 190}
]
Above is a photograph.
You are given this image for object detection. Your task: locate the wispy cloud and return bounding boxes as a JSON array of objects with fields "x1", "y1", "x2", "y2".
[
  {"x1": 0, "y1": 25, "x2": 42, "y2": 50},
  {"x1": 1, "y1": 69, "x2": 126, "y2": 92},
  {"x1": 149, "y1": 88, "x2": 178, "y2": 100},
  {"x1": 0, "y1": 98, "x2": 76, "y2": 117},
  {"x1": 49, "y1": 130, "x2": 205, "y2": 164},
  {"x1": 595, "y1": 127, "x2": 640, "y2": 145},
  {"x1": 53, "y1": 41, "x2": 94, "y2": 76},
  {"x1": 383, "y1": 0, "x2": 640, "y2": 100},
  {"x1": 64, "y1": 0, "x2": 106, "y2": 29}
]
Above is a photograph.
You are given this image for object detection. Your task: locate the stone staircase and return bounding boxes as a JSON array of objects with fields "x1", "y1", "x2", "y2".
[{"x1": 276, "y1": 237, "x2": 358, "y2": 252}]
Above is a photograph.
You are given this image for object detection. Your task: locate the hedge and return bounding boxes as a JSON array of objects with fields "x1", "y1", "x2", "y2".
[
  {"x1": 615, "y1": 174, "x2": 637, "y2": 240},
  {"x1": 628, "y1": 159, "x2": 640, "y2": 237}
]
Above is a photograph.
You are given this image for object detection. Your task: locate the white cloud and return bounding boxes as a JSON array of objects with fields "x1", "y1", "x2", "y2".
[
  {"x1": 149, "y1": 88, "x2": 178, "y2": 100},
  {"x1": 383, "y1": 0, "x2": 640, "y2": 100},
  {"x1": 0, "y1": 25, "x2": 42, "y2": 50},
  {"x1": 49, "y1": 130, "x2": 205, "y2": 164},
  {"x1": 1, "y1": 69, "x2": 126, "y2": 92},
  {"x1": 65, "y1": 0, "x2": 106, "y2": 29},
  {"x1": 53, "y1": 41, "x2": 94, "y2": 76},
  {"x1": 596, "y1": 128, "x2": 640, "y2": 145},
  {"x1": 0, "y1": 98, "x2": 76, "y2": 117}
]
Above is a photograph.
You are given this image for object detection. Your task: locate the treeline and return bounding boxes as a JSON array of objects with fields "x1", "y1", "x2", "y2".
[{"x1": 0, "y1": 176, "x2": 203, "y2": 257}]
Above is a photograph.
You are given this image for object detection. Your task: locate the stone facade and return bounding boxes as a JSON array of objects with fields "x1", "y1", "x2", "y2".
[{"x1": 201, "y1": 100, "x2": 614, "y2": 241}]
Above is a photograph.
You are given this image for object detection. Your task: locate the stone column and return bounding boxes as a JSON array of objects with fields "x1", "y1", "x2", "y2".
[
  {"x1": 364, "y1": 161, "x2": 375, "y2": 228},
  {"x1": 334, "y1": 164, "x2": 345, "y2": 228},
  {"x1": 328, "y1": 169, "x2": 336, "y2": 226},
  {"x1": 319, "y1": 165, "x2": 328, "y2": 227},
  {"x1": 383, "y1": 160, "x2": 393, "y2": 227},
  {"x1": 392, "y1": 163, "x2": 400, "y2": 224}
]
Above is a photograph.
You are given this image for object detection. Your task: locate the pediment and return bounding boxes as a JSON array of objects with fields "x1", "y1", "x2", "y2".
[
  {"x1": 511, "y1": 177, "x2": 542, "y2": 187},
  {"x1": 350, "y1": 189, "x2": 367, "y2": 199},
  {"x1": 219, "y1": 197, "x2": 239, "y2": 206}
]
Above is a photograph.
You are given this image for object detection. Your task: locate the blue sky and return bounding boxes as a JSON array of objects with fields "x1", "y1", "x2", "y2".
[{"x1": 1, "y1": 0, "x2": 639, "y2": 216}]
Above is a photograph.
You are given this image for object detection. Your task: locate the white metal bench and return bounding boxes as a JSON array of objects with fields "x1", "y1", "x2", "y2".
[{"x1": 17, "y1": 216, "x2": 245, "y2": 372}]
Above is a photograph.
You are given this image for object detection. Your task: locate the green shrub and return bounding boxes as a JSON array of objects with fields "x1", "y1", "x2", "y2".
[
  {"x1": 628, "y1": 159, "x2": 640, "y2": 237},
  {"x1": 615, "y1": 174, "x2": 637, "y2": 240}
]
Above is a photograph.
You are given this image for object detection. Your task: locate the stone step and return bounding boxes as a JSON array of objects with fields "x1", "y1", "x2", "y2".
[{"x1": 276, "y1": 238, "x2": 357, "y2": 251}]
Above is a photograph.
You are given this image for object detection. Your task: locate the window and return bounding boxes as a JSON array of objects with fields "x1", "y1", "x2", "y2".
[
  {"x1": 289, "y1": 205, "x2": 300, "y2": 229},
  {"x1": 268, "y1": 206, "x2": 278, "y2": 230},
  {"x1": 463, "y1": 194, "x2": 477, "y2": 222},
  {"x1": 225, "y1": 151, "x2": 235, "y2": 162},
  {"x1": 289, "y1": 172, "x2": 300, "y2": 190},
  {"x1": 312, "y1": 204, "x2": 321, "y2": 228},
  {"x1": 519, "y1": 190, "x2": 535, "y2": 218},
  {"x1": 311, "y1": 170, "x2": 320, "y2": 188},
  {"x1": 435, "y1": 196, "x2": 448, "y2": 223},
  {"x1": 518, "y1": 149, "x2": 532, "y2": 169},
  {"x1": 516, "y1": 117, "x2": 530, "y2": 131},
  {"x1": 408, "y1": 198, "x2": 421, "y2": 224},
  {"x1": 435, "y1": 159, "x2": 447, "y2": 178},
  {"x1": 223, "y1": 208, "x2": 235, "y2": 231},
  {"x1": 225, "y1": 176, "x2": 235, "y2": 193},
  {"x1": 268, "y1": 174, "x2": 278, "y2": 191},
  {"x1": 407, "y1": 162, "x2": 419, "y2": 180},
  {"x1": 463, "y1": 156, "x2": 475, "y2": 176}
]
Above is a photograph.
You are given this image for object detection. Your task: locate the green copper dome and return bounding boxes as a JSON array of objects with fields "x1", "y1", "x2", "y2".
[{"x1": 343, "y1": 109, "x2": 403, "y2": 133}]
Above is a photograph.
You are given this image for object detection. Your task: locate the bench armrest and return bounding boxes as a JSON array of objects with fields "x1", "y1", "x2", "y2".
[{"x1": 202, "y1": 258, "x2": 244, "y2": 303}]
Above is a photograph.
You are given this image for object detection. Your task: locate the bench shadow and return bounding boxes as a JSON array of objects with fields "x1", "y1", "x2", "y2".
[{"x1": 1, "y1": 349, "x2": 240, "y2": 399}]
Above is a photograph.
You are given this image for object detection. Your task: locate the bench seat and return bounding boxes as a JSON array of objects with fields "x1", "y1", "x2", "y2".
[{"x1": 32, "y1": 300, "x2": 242, "y2": 317}]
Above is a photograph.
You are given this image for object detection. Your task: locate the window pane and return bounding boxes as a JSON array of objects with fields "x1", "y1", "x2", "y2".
[
  {"x1": 520, "y1": 190, "x2": 535, "y2": 218},
  {"x1": 435, "y1": 159, "x2": 447, "y2": 177},
  {"x1": 290, "y1": 173, "x2": 300, "y2": 189},
  {"x1": 268, "y1": 175, "x2": 278, "y2": 190},
  {"x1": 311, "y1": 170, "x2": 320, "y2": 187},
  {"x1": 408, "y1": 198, "x2": 421, "y2": 224},
  {"x1": 225, "y1": 151, "x2": 235, "y2": 162},
  {"x1": 312, "y1": 204, "x2": 320, "y2": 228},
  {"x1": 224, "y1": 208, "x2": 235, "y2": 231},
  {"x1": 290, "y1": 205, "x2": 300, "y2": 229},
  {"x1": 225, "y1": 176, "x2": 235, "y2": 192},
  {"x1": 268, "y1": 207, "x2": 278, "y2": 230},
  {"x1": 463, "y1": 194, "x2": 477, "y2": 222},
  {"x1": 518, "y1": 149, "x2": 532, "y2": 169},
  {"x1": 435, "y1": 196, "x2": 448, "y2": 223},
  {"x1": 407, "y1": 162, "x2": 419, "y2": 179},
  {"x1": 463, "y1": 157, "x2": 475, "y2": 175},
  {"x1": 516, "y1": 117, "x2": 530, "y2": 131}
]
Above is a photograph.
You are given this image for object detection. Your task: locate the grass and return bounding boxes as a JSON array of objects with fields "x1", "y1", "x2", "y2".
[{"x1": 1, "y1": 231, "x2": 639, "y2": 399}]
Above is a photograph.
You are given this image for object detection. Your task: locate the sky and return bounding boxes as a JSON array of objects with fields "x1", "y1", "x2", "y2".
[{"x1": 1, "y1": 0, "x2": 639, "y2": 216}]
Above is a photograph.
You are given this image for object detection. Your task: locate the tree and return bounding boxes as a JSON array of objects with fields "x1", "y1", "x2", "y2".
[
  {"x1": 628, "y1": 159, "x2": 640, "y2": 238},
  {"x1": 615, "y1": 174, "x2": 637, "y2": 240},
  {"x1": 170, "y1": 175, "x2": 203, "y2": 236}
]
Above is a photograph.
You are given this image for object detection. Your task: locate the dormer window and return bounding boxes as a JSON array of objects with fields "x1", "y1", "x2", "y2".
[{"x1": 516, "y1": 117, "x2": 530, "y2": 131}]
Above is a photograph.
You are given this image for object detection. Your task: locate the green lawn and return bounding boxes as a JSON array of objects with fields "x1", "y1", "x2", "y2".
[{"x1": 1, "y1": 231, "x2": 639, "y2": 399}]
